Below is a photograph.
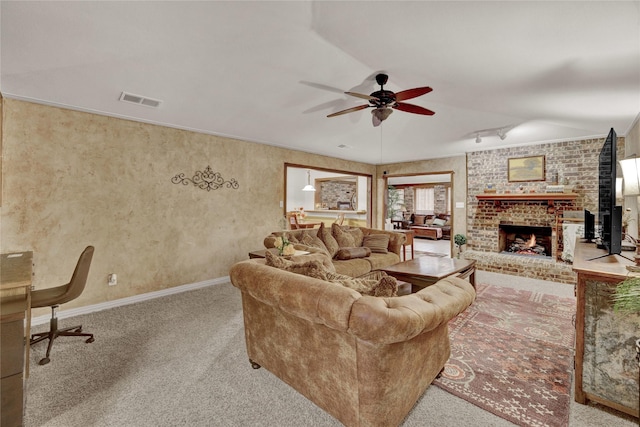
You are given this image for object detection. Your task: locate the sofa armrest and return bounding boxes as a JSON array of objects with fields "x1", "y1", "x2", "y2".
[
  {"x1": 263, "y1": 229, "x2": 318, "y2": 249},
  {"x1": 348, "y1": 276, "x2": 475, "y2": 344}
]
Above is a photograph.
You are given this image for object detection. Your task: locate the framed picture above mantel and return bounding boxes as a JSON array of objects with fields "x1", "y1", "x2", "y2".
[{"x1": 508, "y1": 155, "x2": 545, "y2": 182}]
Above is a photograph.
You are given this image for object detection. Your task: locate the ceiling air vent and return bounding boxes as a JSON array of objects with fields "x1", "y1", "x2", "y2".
[{"x1": 119, "y1": 92, "x2": 162, "y2": 108}]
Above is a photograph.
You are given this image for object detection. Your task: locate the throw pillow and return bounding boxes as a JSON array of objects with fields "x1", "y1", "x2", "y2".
[
  {"x1": 413, "y1": 215, "x2": 426, "y2": 225},
  {"x1": 432, "y1": 218, "x2": 446, "y2": 226},
  {"x1": 331, "y1": 223, "x2": 364, "y2": 247},
  {"x1": 300, "y1": 233, "x2": 329, "y2": 255},
  {"x1": 282, "y1": 232, "x2": 299, "y2": 244},
  {"x1": 335, "y1": 247, "x2": 371, "y2": 260},
  {"x1": 317, "y1": 270, "x2": 398, "y2": 297},
  {"x1": 264, "y1": 250, "x2": 329, "y2": 279},
  {"x1": 362, "y1": 234, "x2": 389, "y2": 254},
  {"x1": 317, "y1": 222, "x2": 340, "y2": 258}
]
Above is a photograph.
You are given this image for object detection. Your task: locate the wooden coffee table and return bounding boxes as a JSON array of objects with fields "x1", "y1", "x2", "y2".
[{"x1": 381, "y1": 256, "x2": 476, "y2": 293}]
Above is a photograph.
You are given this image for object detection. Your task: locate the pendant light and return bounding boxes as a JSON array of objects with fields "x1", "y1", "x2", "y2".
[{"x1": 302, "y1": 170, "x2": 316, "y2": 192}]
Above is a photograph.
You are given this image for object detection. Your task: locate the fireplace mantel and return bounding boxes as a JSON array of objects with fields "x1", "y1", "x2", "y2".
[{"x1": 476, "y1": 193, "x2": 578, "y2": 208}]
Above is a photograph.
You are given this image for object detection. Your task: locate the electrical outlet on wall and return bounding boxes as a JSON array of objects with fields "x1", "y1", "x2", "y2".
[{"x1": 108, "y1": 273, "x2": 117, "y2": 286}]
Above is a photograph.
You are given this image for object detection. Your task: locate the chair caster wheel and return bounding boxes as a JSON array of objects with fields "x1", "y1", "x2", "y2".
[
  {"x1": 86, "y1": 337, "x2": 95, "y2": 343},
  {"x1": 39, "y1": 357, "x2": 50, "y2": 365}
]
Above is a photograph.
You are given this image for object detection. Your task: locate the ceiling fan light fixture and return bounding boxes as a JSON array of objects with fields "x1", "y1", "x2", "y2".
[
  {"x1": 372, "y1": 107, "x2": 393, "y2": 122},
  {"x1": 328, "y1": 74, "x2": 433, "y2": 127}
]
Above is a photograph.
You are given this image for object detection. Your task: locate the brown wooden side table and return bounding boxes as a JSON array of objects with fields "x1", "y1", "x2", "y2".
[{"x1": 248, "y1": 248, "x2": 276, "y2": 259}]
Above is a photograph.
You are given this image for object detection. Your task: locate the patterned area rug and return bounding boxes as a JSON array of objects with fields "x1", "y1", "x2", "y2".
[
  {"x1": 413, "y1": 250, "x2": 447, "y2": 258},
  {"x1": 434, "y1": 284, "x2": 576, "y2": 427}
]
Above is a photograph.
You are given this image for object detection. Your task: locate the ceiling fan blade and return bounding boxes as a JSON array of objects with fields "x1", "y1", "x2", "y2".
[
  {"x1": 394, "y1": 87, "x2": 432, "y2": 102},
  {"x1": 345, "y1": 91, "x2": 379, "y2": 102},
  {"x1": 393, "y1": 102, "x2": 435, "y2": 116},
  {"x1": 327, "y1": 104, "x2": 370, "y2": 118}
]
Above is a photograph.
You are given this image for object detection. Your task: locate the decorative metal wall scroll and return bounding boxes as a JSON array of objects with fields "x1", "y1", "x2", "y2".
[{"x1": 171, "y1": 166, "x2": 239, "y2": 191}]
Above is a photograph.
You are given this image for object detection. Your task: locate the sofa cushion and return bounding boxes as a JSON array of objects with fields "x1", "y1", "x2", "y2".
[
  {"x1": 436, "y1": 214, "x2": 451, "y2": 225},
  {"x1": 432, "y1": 218, "x2": 446, "y2": 226},
  {"x1": 285, "y1": 232, "x2": 300, "y2": 243},
  {"x1": 366, "y1": 252, "x2": 401, "y2": 270},
  {"x1": 317, "y1": 222, "x2": 340, "y2": 258},
  {"x1": 335, "y1": 247, "x2": 371, "y2": 260},
  {"x1": 332, "y1": 258, "x2": 373, "y2": 277},
  {"x1": 413, "y1": 214, "x2": 427, "y2": 225},
  {"x1": 264, "y1": 250, "x2": 328, "y2": 277},
  {"x1": 362, "y1": 234, "x2": 389, "y2": 254},
  {"x1": 290, "y1": 246, "x2": 336, "y2": 273},
  {"x1": 332, "y1": 223, "x2": 364, "y2": 248},
  {"x1": 362, "y1": 229, "x2": 405, "y2": 256}
]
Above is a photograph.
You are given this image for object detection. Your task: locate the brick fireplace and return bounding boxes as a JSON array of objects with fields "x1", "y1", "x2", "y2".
[
  {"x1": 462, "y1": 136, "x2": 623, "y2": 284},
  {"x1": 498, "y1": 223, "x2": 553, "y2": 258},
  {"x1": 464, "y1": 197, "x2": 579, "y2": 283}
]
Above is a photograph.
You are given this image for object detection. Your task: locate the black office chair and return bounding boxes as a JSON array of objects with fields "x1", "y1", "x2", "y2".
[{"x1": 30, "y1": 246, "x2": 95, "y2": 365}]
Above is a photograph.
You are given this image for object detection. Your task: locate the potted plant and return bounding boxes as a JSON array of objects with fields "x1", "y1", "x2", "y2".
[
  {"x1": 386, "y1": 186, "x2": 401, "y2": 219},
  {"x1": 454, "y1": 234, "x2": 467, "y2": 259},
  {"x1": 385, "y1": 185, "x2": 401, "y2": 230},
  {"x1": 613, "y1": 274, "x2": 640, "y2": 313},
  {"x1": 612, "y1": 273, "x2": 640, "y2": 387}
]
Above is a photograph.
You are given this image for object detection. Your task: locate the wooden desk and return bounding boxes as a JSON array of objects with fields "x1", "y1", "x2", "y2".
[
  {"x1": 572, "y1": 243, "x2": 640, "y2": 418},
  {"x1": 1, "y1": 251, "x2": 33, "y2": 427}
]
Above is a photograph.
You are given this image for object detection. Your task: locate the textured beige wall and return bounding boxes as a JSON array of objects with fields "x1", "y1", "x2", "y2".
[
  {"x1": 375, "y1": 156, "x2": 467, "y2": 253},
  {"x1": 0, "y1": 99, "x2": 375, "y2": 314}
]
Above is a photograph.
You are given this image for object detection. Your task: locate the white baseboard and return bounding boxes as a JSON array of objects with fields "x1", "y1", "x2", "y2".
[{"x1": 30, "y1": 276, "x2": 230, "y2": 326}]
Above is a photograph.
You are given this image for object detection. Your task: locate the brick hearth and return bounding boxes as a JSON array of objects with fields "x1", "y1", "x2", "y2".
[{"x1": 462, "y1": 250, "x2": 576, "y2": 284}]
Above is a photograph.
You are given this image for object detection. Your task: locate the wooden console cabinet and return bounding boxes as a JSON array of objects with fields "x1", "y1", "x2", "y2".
[
  {"x1": 1, "y1": 252, "x2": 33, "y2": 427},
  {"x1": 572, "y1": 243, "x2": 640, "y2": 418}
]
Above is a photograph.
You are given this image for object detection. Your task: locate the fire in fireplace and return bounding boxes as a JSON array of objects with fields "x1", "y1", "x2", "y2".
[{"x1": 498, "y1": 224, "x2": 552, "y2": 258}]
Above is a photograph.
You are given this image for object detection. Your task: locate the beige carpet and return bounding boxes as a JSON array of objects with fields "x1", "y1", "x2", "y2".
[{"x1": 24, "y1": 270, "x2": 637, "y2": 426}]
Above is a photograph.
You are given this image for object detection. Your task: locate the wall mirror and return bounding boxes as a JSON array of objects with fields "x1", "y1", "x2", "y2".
[{"x1": 285, "y1": 164, "x2": 371, "y2": 228}]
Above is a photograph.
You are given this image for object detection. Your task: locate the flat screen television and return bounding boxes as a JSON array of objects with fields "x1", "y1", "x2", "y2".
[
  {"x1": 584, "y1": 209, "x2": 595, "y2": 241},
  {"x1": 596, "y1": 128, "x2": 622, "y2": 256}
]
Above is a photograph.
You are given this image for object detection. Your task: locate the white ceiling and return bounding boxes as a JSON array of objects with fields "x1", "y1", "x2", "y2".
[{"x1": 1, "y1": 1, "x2": 639, "y2": 165}]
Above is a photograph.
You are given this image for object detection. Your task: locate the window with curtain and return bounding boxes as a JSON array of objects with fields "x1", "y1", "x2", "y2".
[{"x1": 414, "y1": 188, "x2": 435, "y2": 213}]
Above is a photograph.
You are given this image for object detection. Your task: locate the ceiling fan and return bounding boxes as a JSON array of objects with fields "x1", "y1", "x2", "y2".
[{"x1": 327, "y1": 73, "x2": 435, "y2": 127}]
